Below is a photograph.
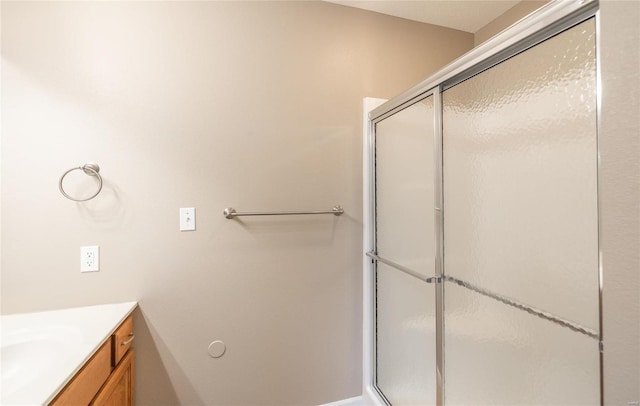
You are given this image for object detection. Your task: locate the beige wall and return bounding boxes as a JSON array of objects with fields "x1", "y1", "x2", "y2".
[
  {"x1": 474, "y1": 1, "x2": 548, "y2": 46},
  {"x1": 600, "y1": 0, "x2": 640, "y2": 404},
  {"x1": 0, "y1": 2, "x2": 472, "y2": 405}
]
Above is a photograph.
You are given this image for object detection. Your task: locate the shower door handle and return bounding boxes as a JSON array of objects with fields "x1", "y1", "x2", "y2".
[
  {"x1": 426, "y1": 276, "x2": 442, "y2": 284},
  {"x1": 366, "y1": 252, "x2": 442, "y2": 284}
]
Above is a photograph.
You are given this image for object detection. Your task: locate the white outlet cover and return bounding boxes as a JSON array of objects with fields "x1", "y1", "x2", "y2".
[{"x1": 80, "y1": 246, "x2": 100, "y2": 272}]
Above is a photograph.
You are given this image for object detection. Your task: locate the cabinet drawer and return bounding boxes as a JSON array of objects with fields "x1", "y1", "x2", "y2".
[
  {"x1": 112, "y1": 315, "x2": 134, "y2": 366},
  {"x1": 50, "y1": 340, "x2": 112, "y2": 406}
]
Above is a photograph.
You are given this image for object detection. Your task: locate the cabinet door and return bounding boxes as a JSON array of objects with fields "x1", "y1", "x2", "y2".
[{"x1": 92, "y1": 349, "x2": 134, "y2": 406}]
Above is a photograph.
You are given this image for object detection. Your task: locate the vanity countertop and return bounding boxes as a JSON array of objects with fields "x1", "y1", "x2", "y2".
[{"x1": 1, "y1": 301, "x2": 138, "y2": 405}]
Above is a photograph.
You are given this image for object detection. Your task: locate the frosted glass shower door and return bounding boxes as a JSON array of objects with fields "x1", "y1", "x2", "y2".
[
  {"x1": 374, "y1": 96, "x2": 437, "y2": 405},
  {"x1": 442, "y1": 19, "x2": 600, "y2": 405}
]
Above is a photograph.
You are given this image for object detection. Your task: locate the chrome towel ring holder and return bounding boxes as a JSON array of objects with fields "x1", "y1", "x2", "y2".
[{"x1": 59, "y1": 163, "x2": 103, "y2": 201}]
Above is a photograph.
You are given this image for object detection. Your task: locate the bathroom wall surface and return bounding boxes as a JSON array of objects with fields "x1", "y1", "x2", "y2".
[
  {"x1": 0, "y1": 2, "x2": 473, "y2": 405},
  {"x1": 599, "y1": 0, "x2": 640, "y2": 404},
  {"x1": 474, "y1": 1, "x2": 548, "y2": 46}
]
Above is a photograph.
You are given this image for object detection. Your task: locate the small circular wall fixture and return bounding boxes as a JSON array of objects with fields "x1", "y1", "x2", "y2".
[{"x1": 208, "y1": 340, "x2": 226, "y2": 358}]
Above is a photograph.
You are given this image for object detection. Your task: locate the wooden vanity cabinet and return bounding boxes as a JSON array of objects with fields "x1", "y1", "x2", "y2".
[
  {"x1": 49, "y1": 315, "x2": 135, "y2": 406},
  {"x1": 49, "y1": 341, "x2": 112, "y2": 406},
  {"x1": 92, "y1": 349, "x2": 134, "y2": 406}
]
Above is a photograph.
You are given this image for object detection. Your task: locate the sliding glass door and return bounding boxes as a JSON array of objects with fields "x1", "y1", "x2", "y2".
[
  {"x1": 374, "y1": 96, "x2": 437, "y2": 405},
  {"x1": 442, "y1": 18, "x2": 599, "y2": 405},
  {"x1": 369, "y1": 13, "x2": 600, "y2": 406}
]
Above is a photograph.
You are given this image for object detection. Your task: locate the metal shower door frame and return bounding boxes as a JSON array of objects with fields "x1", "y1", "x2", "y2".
[
  {"x1": 364, "y1": 1, "x2": 602, "y2": 404},
  {"x1": 367, "y1": 88, "x2": 441, "y2": 405}
]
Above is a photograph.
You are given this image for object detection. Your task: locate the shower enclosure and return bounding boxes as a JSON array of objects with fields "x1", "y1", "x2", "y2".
[{"x1": 363, "y1": 1, "x2": 602, "y2": 404}]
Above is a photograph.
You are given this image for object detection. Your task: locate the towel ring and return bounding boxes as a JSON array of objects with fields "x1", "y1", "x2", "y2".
[{"x1": 59, "y1": 163, "x2": 103, "y2": 202}]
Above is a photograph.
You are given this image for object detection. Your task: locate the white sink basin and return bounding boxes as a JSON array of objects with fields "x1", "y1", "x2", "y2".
[{"x1": 2, "y1": 325, "x2": 83, "y2": 398}]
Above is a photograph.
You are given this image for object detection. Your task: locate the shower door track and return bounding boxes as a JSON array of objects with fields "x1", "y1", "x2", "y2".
[{"x1": 368, "y1": 0, "x2": 599, "y2": 122}]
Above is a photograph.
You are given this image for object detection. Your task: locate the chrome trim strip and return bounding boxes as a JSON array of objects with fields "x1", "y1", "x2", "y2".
[
  {"x1": 372, "y1": 258, "x2": 382, "y2": 401},
  {"x1": 442, "y1": 1, "x2": 599, "y2": 90},
  {"x1": 433, "y1": 88, "x2": 445, "y2": 406},
  {"x1": 369, "y1": 117, "x2": 377, "y2": 256},
  {"x1": 373, "y1": 384, "x2": 391, "y2": 406},
  {"x1": 444, "y1": 275, "x2": 599, "y2": 340},
  {"x1": 369, "y1": 109, "x2": 379, "y2": 398},
  {"x1": 366, "y1": 252, "x2": 439, "y2": 284},
  {"x1": 594, "y1": 10, "x2": 605, "y2": 405},
  {"x1": 369, "y1": 0, "x2": 598, "y2": 121},
  {"x1": 371, "y1": 90, "x2": 438, "y2": 125}
]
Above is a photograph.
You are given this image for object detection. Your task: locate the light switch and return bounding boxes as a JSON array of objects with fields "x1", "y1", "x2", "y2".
[{"x1": 180, "y1": 207, "x2": 196, "y2": 231}]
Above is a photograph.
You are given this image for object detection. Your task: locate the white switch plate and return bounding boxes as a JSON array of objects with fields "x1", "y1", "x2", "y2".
[
  {"x1": 80, "y1": 246, "x2": 100, "y2": 272},
  {"x1": 180, "y1": 207, "x2": 196, "y2": 231}
]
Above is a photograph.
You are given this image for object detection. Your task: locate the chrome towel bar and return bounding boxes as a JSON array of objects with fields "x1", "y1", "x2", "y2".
[{"x1": 223, "y1": 205, "x2": 344, "y2": 219}]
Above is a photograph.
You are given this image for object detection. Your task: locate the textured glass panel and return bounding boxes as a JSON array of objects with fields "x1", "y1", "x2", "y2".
[
  {"x1": 376, "y1": 262, "x2": 436, "y2": 405},
  {"x1": 442, "y1": 19, "x2": 598, "y2": 329},
  {"x1": 376, "y1": 97, "x2": 434, "y2": 277},
  {"x1": 444, "y1": 282, "x2": 600, "y2": 405}
]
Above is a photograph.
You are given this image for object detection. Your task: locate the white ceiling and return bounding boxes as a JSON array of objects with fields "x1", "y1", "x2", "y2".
[{"x1": 325, "y1": 0, "x2": 521, "y2": 33}]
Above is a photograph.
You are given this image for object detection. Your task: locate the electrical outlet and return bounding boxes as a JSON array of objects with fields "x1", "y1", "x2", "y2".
[{"x1": 80, "y1": 246, "x2": 100, "y2": 272}]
